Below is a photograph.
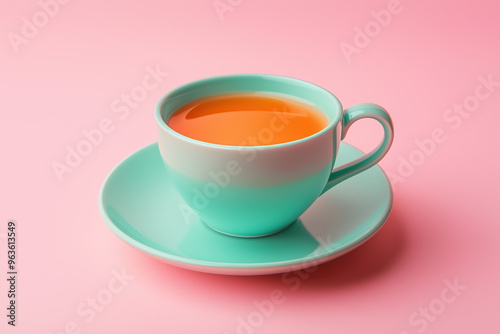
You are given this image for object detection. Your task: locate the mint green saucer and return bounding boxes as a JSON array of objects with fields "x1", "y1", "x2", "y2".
[{"x1": 99, "y1": 143, "x2": 393, "y2": 275}]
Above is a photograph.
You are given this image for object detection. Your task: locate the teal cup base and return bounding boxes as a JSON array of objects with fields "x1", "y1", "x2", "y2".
[{"x1": 203, "y1": 220, "x2": 297, "y2": 238}]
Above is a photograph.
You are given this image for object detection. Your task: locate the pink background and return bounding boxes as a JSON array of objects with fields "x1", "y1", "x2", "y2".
[{"x1": 1, "y1": 0, "x2": 499, "y2": 333}]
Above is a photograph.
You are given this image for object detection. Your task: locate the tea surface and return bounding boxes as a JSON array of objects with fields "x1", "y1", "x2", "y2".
[{"x1": 167, "y1": 93, "x2": 329, "y2": 146}]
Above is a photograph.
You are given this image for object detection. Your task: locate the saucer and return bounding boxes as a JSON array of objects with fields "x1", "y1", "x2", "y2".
[{"x1": 99, "y1": 143, "x2": 393, "y2": 275}]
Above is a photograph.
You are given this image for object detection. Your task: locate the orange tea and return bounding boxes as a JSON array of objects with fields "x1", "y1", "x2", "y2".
[{"x1": 167, "y1": 93, "x2": 329, "y2": 146}]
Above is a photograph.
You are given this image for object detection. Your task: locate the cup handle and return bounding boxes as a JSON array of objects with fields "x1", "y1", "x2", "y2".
[{"x1": 321, "y1": 103, "x2": 394, "y2": 195}]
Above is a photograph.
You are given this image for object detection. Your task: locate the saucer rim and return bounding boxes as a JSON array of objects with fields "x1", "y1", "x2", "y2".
[{"x1": 99, "y1": 142, "x2": 393, "y2": 274}]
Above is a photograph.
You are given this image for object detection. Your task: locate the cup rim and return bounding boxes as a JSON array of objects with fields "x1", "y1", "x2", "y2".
[{"x1": 154, "y1": 73, "x2": 342, "y2": 150}]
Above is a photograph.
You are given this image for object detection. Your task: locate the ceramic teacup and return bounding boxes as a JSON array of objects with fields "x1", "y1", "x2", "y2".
[{"x1": 155, "y1": 74, "x2": 393, "y2": 237}]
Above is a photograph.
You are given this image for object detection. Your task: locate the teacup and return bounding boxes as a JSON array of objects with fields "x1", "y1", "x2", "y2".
[{"x1": 155, "y1": 74, "x2": 393, "y2": 237}]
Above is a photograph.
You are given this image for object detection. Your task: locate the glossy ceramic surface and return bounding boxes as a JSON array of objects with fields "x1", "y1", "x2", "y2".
[
  {"x1": 156, "y1": 74, "x2": 393, "y2": 237},
  {"x1": 99, "y1": 142, "x2": 393, "y2": 275}
]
